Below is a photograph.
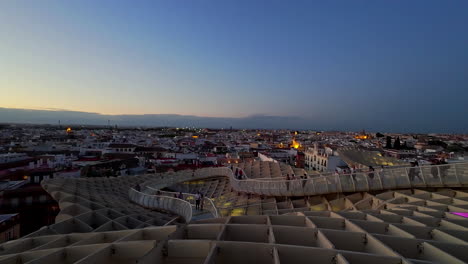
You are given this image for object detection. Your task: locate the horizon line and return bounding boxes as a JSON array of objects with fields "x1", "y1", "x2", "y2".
[{"x1": 0, "y1": 106, "x2": 295, "y2": 119}]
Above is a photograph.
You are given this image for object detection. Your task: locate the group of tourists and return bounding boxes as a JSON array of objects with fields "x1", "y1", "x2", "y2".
[
  {"x1": 172, "y1": 192, "x2": 184, "y2": 200},
  {"x1": 284, "y1": 173, "x2": 310, "y2": 190},
  {"x1": 326, "y1": 159, "x2": 452, "y2": 183},
  {"x1": 400, "y1": 159, "x2": 450, "y2": 182},
  {"x1": 194, "y1": 191, "x2": 204, "y2": 210},
  {"x1": 431, "y1": 159, "x2": 450, "y2": 179},
  {"x1": 233, "y1": 167, "x2": 244, "y2": 179},
  {"x1": 285, "y1": 173, "x2": 296, "y2": 181},
  {"x1": 346, "y1": 159, "x2": 450, "y2": 182},
  {"x1": 173, "y1": 190, "x2": 205, "y2": 210},
  {"x1": 332, "y1": 165, "x2": 381, "y2": 181}
]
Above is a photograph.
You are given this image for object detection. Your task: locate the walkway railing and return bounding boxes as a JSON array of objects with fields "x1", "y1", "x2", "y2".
[
  {"x1": 229, "y1": 162, "x2": 468, "y2": 196},
  {"x1": 130, "y1": 162, "x2": 468, "y2": 220},
  {"x1": 145, "y1": 187, "x2": 219, "y2": 218},
  {"x1": 139, "y1": 162, "x2": 468, "y2": 197},
  {"x1": 128, "y1": 188, "x2": 193, "y2": 222}
]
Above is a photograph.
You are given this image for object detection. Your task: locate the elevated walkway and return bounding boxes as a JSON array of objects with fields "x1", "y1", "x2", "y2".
[
  {"x1": 130, "y1": 162, "x2": 468, "y2": 221},
  {"x1": 191, "y1": 208, "x2": 216, "y2": 221},
  {"x1": 129, "y1": 187, "x2": 219, "y2": 222},
  {"x1": 140, "y1": 162, "x2": 468, "y2": 197},
  {"x1": 129, "y1": 188, "x2": 193, "y2": 222}
]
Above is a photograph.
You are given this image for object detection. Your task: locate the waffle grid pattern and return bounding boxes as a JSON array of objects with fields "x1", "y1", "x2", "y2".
[{"x1": 1, "y1": 206, "x2": 467, "y2": 263}]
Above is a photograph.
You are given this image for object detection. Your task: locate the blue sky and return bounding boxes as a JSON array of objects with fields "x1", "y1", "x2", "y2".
[{"x1": 0, "y1": 1, "x2": 467, "y2": 132}]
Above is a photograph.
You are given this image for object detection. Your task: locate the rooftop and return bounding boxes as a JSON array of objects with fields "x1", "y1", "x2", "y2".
[
  {"x1": 1, "y1": 161, "x2": 468, "y2": 263},
  {"x1": 0, "y1": 214, "x2": 18, "y2": 224}
]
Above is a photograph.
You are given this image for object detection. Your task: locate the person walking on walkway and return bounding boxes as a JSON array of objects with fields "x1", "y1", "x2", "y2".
[
  {"x1": 439, "y1": 159, "x2": 449, "y2": 179},
  {"x1": 301, "y1": 173, "x2": 307, "y2": 188},
  {"x1": 350, "y1": 166, "x2": 357, "y2": 182},
  {"x1": 431, "y1": 160, "x2": 440, "y2": 178},
  {"x1": 200, "y1": 193, "x2": 205, "y2": 211},
  {"x1": 408, "y1": 161, "x2": 422, "y2": 181},
  {"x1": 368, "y1": 166, "x2": 375, "y2": 179},
  {"x1": 379, "y1": 166, "x2": 384, "y2": 177},
  {"x1": 195, "y1": 192, "x2": 201, "y2": 210},
  {"x1": 178, "y1": 192, "x2": 184, "y2": 200}
]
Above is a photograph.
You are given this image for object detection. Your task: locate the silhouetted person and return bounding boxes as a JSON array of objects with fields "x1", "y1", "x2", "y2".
[
  {"x1": 200, "y1": 193, "x2": 205, "y2": 210},
  {"x1": 195, "y1": 192, "x2": 201, "y2": 210},
  {"x1": 439, "y1": 160, "x2": 449, "y2": 178},
  {"x1": 368, "y1": 166, "x2": 375, "y2": 179},
  {"x1": 431, "y1": 160, "x2": 440, "y2": 178},
  {"x1": 349, "y1": 166, "x2": 356, "y2": 182},
  {"x1": 408, "y1": 161, "x2": 422, "y2": 181},
  {"x1": 301, "y1": 173, "x2": 307, "y2": 188}
]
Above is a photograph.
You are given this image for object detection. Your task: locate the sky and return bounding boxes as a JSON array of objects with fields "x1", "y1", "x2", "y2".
[{"x1": 0, "y1": 1, "x2": 467, "y2": 132}]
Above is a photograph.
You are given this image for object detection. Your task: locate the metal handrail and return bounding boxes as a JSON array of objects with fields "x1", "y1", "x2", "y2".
[
  {"x1": 145, "y1": 187, "x2": 219, "y2": 218},
  {"x1": 131, "y1": 162, "x2": 468, "y2": 218},
  {"x1": 228, "y1": 162, "x2": 468, "y2": 196},
  {"x1": 128, "y1": 188, "x2": 193, "y2": 222},
  {"x1": 144, "y1": 162, "x2": 467, "y2": 196}
]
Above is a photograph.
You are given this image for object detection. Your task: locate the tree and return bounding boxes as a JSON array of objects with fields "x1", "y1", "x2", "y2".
[
  {"x1": 376, "y1": 132, "x2": 385, "y2": 138},
  {"x1": 428, "y1": 140, "x2": 448, "y2": 148},
  {"x1": 447, "y1": 144, "x2": 464, "y2": 153},
  {"x1": 385, "y1": 136, "x2": 392, "y2": 149},
  {"x1": 394, "y1": 137, "x2": 401, "y2": 149},
  {"x1": 402, "y1": 141, "x2": 408, "y2": 149}
]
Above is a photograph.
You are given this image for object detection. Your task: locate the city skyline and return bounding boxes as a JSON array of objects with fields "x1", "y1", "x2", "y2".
[{"x1": 1, "y1": 1, "x2": 468, "y2": 132}]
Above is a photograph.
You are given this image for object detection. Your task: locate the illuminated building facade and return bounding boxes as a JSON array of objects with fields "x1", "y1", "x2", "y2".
[{"x1": 304, "y1": 144, "x2": 346, "y2": 172}]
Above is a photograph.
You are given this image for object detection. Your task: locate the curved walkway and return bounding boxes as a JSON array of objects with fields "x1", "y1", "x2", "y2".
[
  {"x1": 128, "y1": 188, "x2": 193, "y2": 222},
  {"x1": 232, "y1": 162, "x2": 468, "y2": 196},
  {"x1": 144, "y1": 188, "x2": 219, "y2": 218},
  {"x1": 130, "y1": 162, "x2": 468, "y2": 220},
  {"x1": 140, "y1": 162, "x2": 468, "y2": 197}
]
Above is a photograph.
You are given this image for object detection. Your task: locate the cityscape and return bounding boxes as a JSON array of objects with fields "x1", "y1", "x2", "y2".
[
  {"x1": 1, "y1": 124, "x2": 467, "y2": 263},
  {"x1": 1, "y1": 1, "x2": 468, "y2": 264}
]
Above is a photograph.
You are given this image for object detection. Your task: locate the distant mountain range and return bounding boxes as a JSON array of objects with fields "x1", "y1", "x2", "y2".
[
  {"x1": 0, "y1": 107, "x2": 312, "y2": 130},
  {"x1": 0, "y1": 107, "x2": 466, "y2": 133}
]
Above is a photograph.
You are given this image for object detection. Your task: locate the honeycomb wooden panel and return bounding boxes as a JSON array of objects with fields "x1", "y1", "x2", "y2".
[{"x1": 2, "y1": 163, "x2": 467, "y2": 263}]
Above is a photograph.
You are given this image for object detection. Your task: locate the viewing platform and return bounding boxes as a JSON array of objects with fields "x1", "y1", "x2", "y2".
[
  {"x1": 139, "y1": 162, "x2": 468, "y2": 198},
  {"x1": 130, "y1": 162, "x2": 468, "y2": 220}
]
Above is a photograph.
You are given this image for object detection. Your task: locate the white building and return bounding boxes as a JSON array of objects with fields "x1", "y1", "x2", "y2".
[
  {"x1": 104, "y1": 143, "x2": 137, "y2": 154},
  {"x1": 304, "y1": 144, "x2": 346, "y2": 172}
]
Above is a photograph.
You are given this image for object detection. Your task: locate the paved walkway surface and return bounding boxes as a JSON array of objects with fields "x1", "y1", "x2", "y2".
[{"x1": 191, "y1": 206, "x2": 214, "y2": 221}]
